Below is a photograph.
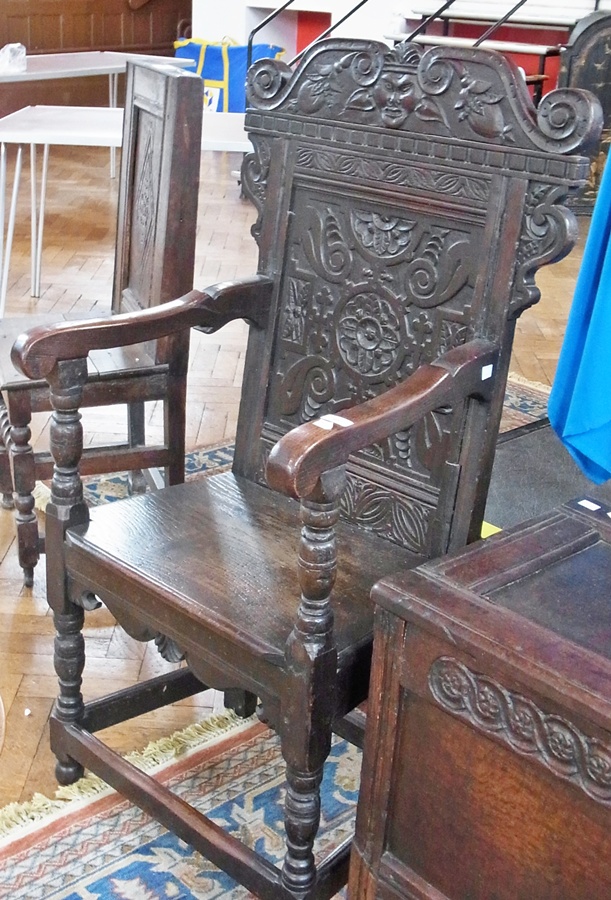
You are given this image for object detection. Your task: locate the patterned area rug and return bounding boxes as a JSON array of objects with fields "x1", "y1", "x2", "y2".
[
  {"x1": 500, "y1": 374, "x2": 550, "y2": 433},
  {"x1": 0, "y1": 714, "x2": 359, "y2": 899}
]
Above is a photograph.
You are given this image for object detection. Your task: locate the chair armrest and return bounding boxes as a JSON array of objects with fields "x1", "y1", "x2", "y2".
[
  {"x1": 266, "y1": 339, "x2": 499, "y2": 500},
  {"x1": 11, "y1": 275, "x2": 273, "y2": 380}
]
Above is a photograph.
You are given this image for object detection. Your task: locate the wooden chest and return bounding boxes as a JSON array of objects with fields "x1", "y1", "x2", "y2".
[{"x1": 350, "y1": 497, "x2": 611, "y2": 899}]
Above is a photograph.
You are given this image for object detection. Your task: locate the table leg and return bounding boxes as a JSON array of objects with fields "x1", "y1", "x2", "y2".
[
  {"x1": 30, "y1": 143, "x2": 49, "y2": 299},
  {"x1": 30, "y1": 143, "x2": 36, "y2": 296},
  {"x1": 0, "y1": 144, "x2": 23, "y2": 317},
  {"x1": 109, "y1": 72, "x2": 118, "y2": 179}
]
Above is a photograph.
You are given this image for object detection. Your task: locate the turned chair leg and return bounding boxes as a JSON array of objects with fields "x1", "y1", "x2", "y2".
[
  {"x1": 51, "y1": 602, "x2": 86, "y2": 785},
  {"x1": 279, "y1": 481, "x2": 343, "y2": 895},
  {"x1": 0, "y1": 397, "x2": 15, "y2": 509},
  {"x1": 6, "y1": 392, "x2": 40, "y2": 587}
]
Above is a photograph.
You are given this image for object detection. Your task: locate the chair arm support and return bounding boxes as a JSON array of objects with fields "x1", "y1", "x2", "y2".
[
  {"x1": 11, "y1": 275, "x2": 273, "y2": 380},
  {"x1": 266, "y1": 339, "x2": 499, "y2": 500}
]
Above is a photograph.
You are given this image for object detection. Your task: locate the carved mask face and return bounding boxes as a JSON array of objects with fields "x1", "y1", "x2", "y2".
[{"x1": 373, "y1": 73, "x2": 418, "y2": 127}]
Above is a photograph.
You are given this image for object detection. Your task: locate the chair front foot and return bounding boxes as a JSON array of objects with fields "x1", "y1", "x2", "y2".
[
  {"x1": 55, "y1": 753, "x2": 84, "y2": 786},
  {"x1": 1, "y1": 492, "x2": 14, "y2": 510}
]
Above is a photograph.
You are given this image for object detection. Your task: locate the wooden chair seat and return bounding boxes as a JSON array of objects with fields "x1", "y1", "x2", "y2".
[{"x1": 66, "y1": 473, "x2": 419, "y2": 669}]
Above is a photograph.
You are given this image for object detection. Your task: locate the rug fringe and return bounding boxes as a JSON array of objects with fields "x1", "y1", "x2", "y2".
[
  {"x1": 33, "y1": 481, "x2": 52, "y2": 512},
  {"x1": 507, "y1": 372, "x2": 551, "y2": 393},
  {"x1": 0, "y1": 709, "x2": 252, "y2": 839}
]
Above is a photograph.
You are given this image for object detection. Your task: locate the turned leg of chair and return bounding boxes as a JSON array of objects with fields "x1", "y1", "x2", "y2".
[
  {"x1": 52, "y1": 602, "x2": 86, "y2": 785},
  {"x1": 280, "y1": 476, "x2": 343, "y2": 896},
  {"x1": 0, "y1": 396, "x2": 15, "y2": 509},
  {"x1": 46, "y1": 359, "x2": 90, "y2": 785},
  {"x1": 6, "y1": 392, "x2": 40, "y2": 586}
]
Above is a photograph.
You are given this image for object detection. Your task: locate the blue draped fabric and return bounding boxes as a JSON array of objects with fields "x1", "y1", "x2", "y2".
[{"x1": 548, "y1": 160, "x2": 611, "y2": 483}]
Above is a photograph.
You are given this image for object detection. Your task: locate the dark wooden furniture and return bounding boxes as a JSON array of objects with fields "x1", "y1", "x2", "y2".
[
  {"x1": 558, "y1": 12, "x2": 611, "y2": 211},
  {"x1": 10, "y1": 38, "x2": 600, "y2": 899},
  {"x1": 351, "y1": 496, "x2": 611, "y2": 899},
  {"x1": 0, "y1": 60, "x2": 203, "y2": 585},
  {"x1": 0, "y1": 0, "x2": 191, "y2": 116}
]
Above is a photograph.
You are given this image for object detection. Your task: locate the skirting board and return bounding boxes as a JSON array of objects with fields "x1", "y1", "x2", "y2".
[{"x1": 201, "y1": 112, "x2": 251, "y2": 152}]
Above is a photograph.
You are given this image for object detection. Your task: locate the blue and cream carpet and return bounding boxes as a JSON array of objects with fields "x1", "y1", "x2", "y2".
[{"x1": 0, "y1": 715, "x2": 359, "y2": 899}]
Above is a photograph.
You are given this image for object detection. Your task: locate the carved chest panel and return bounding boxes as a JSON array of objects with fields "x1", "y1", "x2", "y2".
[{"x1": 351, "y1": 497, "x2": 611, "y2": 899}]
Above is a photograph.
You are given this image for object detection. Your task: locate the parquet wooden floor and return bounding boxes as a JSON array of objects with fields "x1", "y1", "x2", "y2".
[{"x1": 0, "y1": 144, "x2": 587, "y2": 808}]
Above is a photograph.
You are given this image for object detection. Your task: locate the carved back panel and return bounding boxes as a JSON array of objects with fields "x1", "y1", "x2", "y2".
[
  {"x1": 112, "y1": 61, "x2": 203, "y2": 317},
  {"x1": 236, "y1": 39, "x2": 599, "y2": 558}
]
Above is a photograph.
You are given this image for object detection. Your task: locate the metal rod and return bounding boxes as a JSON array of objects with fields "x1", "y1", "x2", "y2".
[
  {"x1": 406, "y1": 0, "x2": 458, "y2": 41},
  {"x1": 474, "y1": 0, "x2": 530, "y2": 45},
  {"x1": 247, "y1": 0, "x2": 298, "y2": 69},
  {"x1": 289, "y1": 0, "x2": 372, "y2": 66}
]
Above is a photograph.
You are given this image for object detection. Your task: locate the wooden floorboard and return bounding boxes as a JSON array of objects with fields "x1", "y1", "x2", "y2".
[{"x1": 0, "y1": 144, "x2": 585, "y2": 807}]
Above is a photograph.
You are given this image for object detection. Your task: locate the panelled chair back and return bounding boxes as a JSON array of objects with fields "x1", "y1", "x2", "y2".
[
  {"x1": 11, "y1": 39, "x2": 600, "y2": 899},
  {"x1": 0, "y1": 60, "x2": 203, "y2": 585}
]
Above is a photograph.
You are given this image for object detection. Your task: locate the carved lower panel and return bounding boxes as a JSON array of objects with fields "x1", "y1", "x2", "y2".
[
  {"x1": 342, "y1": 472, "x2": 431, "y2": 552},
  {"x1": 429, "y1": 657, "x2": 611, "y2": 805},
  {"x1": 260, "y1": 427, "x2": 439, "y2": 554}
]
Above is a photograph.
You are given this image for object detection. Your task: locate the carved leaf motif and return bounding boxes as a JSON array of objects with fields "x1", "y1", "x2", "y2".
[
  {"x1": 351, "y1": 483, "x2": 392, "y2": 529},
  {"x1": 455, "y1": 73, "x2": 512, "y2": 141},
  {"x1": 439, "y1": 321, "x2": 472, "y2": 356},
  {"x1": 303, "y1": 206, "x2": 352, "y2": 283},
  {"x1": 391, "y1": 499, "x2": 429, "y2": 551},
  {"x1": 154, "y1": 633, "x2": 184, "y2": 663},
  {"x1": 391, "y1": 42, "x2": 424, "y2": 68},
  {"x1": 466, "y1": 78, "x2": 501, "y2": 100},
  {"x1": 415, "y1": 97, "x2": 449, "y2": 127},
  {"x1": 341, "y1": 475, "x2": 430, "y2": 552},
  {"x1": 346, "y1": 87, "x2": 377, "y2": 112},
  {"x1": 278, "y1": 357, "x2": 334, "y2": 420}
]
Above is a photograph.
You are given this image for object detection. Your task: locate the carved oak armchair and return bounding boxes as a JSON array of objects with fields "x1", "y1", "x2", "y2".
[{"x1": 11, "y1": 39, "x2": 600, "y2": 900}]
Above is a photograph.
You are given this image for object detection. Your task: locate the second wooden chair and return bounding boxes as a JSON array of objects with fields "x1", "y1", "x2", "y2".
[{"x1": 0, "y1": 60, "x2": 203, "y2": 585}]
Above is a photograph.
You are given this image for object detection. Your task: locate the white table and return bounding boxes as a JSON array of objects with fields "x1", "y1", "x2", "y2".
[
  {"x1": 0, "y1": 105, "x2": 124, "y2": 314},
  {"x1": 0, "y1": 49, "x2": 192, "y2": 94},
  {"x1": 0, "y1": 52, "x2": 193, "y2": 177}
]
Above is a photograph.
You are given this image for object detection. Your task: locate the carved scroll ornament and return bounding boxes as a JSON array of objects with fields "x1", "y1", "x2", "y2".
[
  {"x1": 430, "y1": 657, "x2": 611, "y2": 805},
  {"x1": 246, "y1": 40, "x2": 601, "y2": 155}
]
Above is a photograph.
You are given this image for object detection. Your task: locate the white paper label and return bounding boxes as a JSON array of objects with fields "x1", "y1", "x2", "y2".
[{"x1": 313, "y1": 414, "x2": 353, "y2": 430}]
